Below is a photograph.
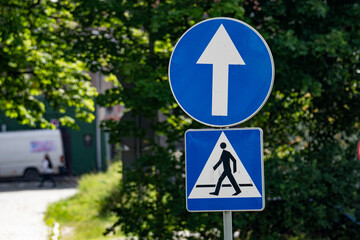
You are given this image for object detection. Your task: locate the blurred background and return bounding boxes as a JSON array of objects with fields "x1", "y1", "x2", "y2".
[{"x1": 0, "y1": 0, "x2": 359, "y2": 239}]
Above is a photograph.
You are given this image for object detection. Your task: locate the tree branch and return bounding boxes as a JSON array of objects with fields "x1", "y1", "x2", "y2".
[{"x1": 28, "y1": 0, "x2": 41, "y2": 10}]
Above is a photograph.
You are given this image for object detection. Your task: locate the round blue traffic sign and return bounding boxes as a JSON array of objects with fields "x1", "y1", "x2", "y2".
[{"x1": 168, "y1": 17, "x2": 274, "y2": 127}]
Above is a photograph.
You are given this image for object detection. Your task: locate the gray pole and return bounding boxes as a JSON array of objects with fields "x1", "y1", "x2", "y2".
[
  {"x1": 223, "y1": 211, "x2": 233, "y2": 240},
  {"x1": 222, "y1": 125, "x2": 233, "y2": 240},
  {"x1": 96, "y1": 72, "x2": 102, "y2": 171}
]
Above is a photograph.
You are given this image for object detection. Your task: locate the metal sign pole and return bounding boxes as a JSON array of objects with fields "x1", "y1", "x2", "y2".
[{"x1": 223, "y1": 211, "x2": 233, "y2": 240}]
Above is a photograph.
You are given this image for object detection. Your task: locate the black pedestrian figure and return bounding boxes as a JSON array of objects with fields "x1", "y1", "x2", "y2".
[
  {"x1": 38, "y1": 153, "x2": 56, "y2": 188},
  {"x1": 210, "y1": 142, "x2": 241, "y2": 196}
]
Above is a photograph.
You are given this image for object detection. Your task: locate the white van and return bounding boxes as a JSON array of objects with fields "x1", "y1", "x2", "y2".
[{"x1": 0, "y1": 129, "x2": 65, "y2": 180}]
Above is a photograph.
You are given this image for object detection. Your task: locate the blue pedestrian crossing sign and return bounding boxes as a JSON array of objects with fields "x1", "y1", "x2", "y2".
[
  {"x1": 169, "y1": 17, "x2": 274, "y2": 127},
  {"x1": 185, "y1": 128, "x2": 264, "y2": 212}
]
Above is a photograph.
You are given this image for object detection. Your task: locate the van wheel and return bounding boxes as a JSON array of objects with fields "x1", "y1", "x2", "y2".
[{"x1": 24, "y1": 168, "x2": 40, "y2": 181}]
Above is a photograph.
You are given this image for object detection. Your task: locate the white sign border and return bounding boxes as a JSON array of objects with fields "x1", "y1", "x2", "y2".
[
  {"x1": 168, "y1": 17, "x2": 275, "y2": 127},
  {"x1": 184, "y1": 127, "x2": 265, "y2": 212}
]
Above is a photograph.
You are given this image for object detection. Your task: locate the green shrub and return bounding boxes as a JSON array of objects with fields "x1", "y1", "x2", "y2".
[{"x1": 45, "y1": 161, "x2": 123, "y2": 239}]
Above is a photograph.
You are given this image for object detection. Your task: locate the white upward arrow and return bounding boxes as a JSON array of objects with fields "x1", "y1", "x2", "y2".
[{"x1": 197, "y1": 24, "x2": 246, "y2": 116}]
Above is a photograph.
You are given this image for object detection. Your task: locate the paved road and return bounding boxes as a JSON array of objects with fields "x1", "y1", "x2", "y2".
[{"x1": 0, "y1": 178, "x2": 77, "y2": 240}]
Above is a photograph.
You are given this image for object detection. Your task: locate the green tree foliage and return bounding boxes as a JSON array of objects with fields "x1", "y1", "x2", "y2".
[
  {"x1": 0, "y1": 0, "x2": 97, "y2": 128},
  {"x1": 53, "y1": 0, "x2": 360, "y2": 239}
]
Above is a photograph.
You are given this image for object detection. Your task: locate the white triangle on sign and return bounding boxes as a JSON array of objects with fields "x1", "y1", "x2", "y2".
[
  {"x1": 188, "y1": 132, "x2": 261, "y2": 199},
  {"x1": 196, "y1": 24, "x2": 246, "y2": 65}
]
